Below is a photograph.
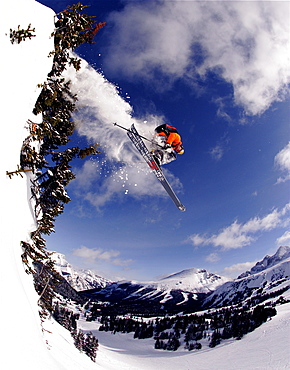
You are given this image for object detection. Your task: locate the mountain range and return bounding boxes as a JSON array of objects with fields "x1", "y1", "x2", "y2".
[
  {"x1": 53, "y1": 246, "x2": 290, "y2": 315},
  {"x1": 205, "y1": 245, "x2": 290, "y2": 308}
]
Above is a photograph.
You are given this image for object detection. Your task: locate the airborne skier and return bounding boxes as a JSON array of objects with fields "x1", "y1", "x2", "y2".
[
  {"x1": 151, "y1": 124, "x2": 184, "y2": 166},
  {"x1": 113, "y1": 122, "x2": 186, "y2": 211},
  {"x1": 126, "y1": 124, "x2": 186, "y2": 211}
]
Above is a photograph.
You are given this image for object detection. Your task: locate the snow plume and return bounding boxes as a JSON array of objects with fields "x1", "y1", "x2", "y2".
[
  {"x1": 103, "y1": 1, "x2": 290, "y2": 116},
  {"x1": 64, "y1": 58, "x2": 180, "y2": 209}
]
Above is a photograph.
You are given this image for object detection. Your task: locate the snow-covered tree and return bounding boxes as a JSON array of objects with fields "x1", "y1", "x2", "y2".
[{"x1": 19, "y1": 3, "x2": 103, "y2": 273}]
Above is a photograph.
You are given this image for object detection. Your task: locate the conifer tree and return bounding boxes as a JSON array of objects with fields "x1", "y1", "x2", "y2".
[
  {"x1": 84, "y1": 332, "x2": 99, "y2": 362},
  {"x1": 73, "y1": 329, "x2": 85, "y2": 352},
  {"x1": 10, "y1": 24, "x2": 36, "y2": 44},
  {"x1": 11, "y1": 3, "x2": 104, "y2": 360}
]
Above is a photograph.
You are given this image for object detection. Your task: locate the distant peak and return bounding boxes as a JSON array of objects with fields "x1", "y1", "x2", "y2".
[
  {"x1": 239, "y1": 246, "x2": 290, "y2": 278},
  {"x1": 161, "y1": 268, "x2": 202, "y2": 280},
  {"x1": 275, "y1": 245, "x2": 290, "y2": 258}
]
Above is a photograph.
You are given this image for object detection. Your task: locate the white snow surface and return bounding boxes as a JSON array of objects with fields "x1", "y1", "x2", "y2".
[
  {"x1": 159, "y1": 267, "x2": 230, "y2": 292},
  {"x1": 1, "y1": 1, "x2": 289, "y2": 369},
  {"x1": 1, "y1": 1, "x2": 58, "y2": 369},
  {"x1": 76, "y1": 302, "x2": 290, "y2": 370}
]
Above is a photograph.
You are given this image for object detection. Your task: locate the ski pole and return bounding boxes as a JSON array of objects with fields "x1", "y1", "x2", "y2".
[{"x1": 113, "y1": 122, "x2": 163, "y2": 148}]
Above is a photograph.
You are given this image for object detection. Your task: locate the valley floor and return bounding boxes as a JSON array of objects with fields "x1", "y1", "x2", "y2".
[{"x1": 75, "y1": 302, "x2": 290, "y2": 370}]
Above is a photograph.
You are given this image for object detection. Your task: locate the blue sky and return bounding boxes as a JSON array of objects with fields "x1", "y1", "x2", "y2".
[{"x1": 40, "y1": 0, "x2": 290, "y2": 281}]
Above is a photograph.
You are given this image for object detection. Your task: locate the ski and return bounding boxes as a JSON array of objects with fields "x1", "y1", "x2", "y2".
[{"x1": 127, "y1": 124, "x2": 186, "y2": 212}]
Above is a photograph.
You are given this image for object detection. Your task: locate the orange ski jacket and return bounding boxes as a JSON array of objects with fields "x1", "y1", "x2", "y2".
[{"x1": 157, "y1": 131, "x2": 183, "y2": 153}]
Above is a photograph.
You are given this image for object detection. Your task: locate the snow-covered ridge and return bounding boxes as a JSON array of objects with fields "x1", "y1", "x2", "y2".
[
  {"x1": 51, "y1": 251, "x2": 111, "y2": 291},
  {"x1": 238, "y1": 245, "x2": 290, "y2": 278},
  {"x1": 204, "y1": 247, "x2": 290, "y2": 308},
  {"x1": 125, "y1": 268, "x2": 230, "y2": 303},
  {"x1": 159, "y1": 267, "x2": 230, "y2": 292},
  {"x1": 124, "y1": 267, "x2": 229, "y2": 294}
]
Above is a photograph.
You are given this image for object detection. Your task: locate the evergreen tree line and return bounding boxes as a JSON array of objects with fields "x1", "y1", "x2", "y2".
[
  {"x1": 98, "y1": 303, "x2": 277, "y2": 352},
  {"x1": 53, "y1": 302, "x2": 99, "y2": 362},
  {"x1": 32, "y1": 260, "x2": 98, "y2": 361}
]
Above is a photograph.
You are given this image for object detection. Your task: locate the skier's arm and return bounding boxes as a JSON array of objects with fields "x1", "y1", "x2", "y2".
[{"x1": 165, "y1": 133, "x2": 182, "y2": 148}]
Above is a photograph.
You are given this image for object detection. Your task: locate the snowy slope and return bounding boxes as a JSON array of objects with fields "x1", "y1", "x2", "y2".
[
  {"x1": 204, "y1": 248, "x2": 290, "y2": 308},
  {"x1": 77, "y1": 301, "x2": 290, "y2": 370},
  {"x1": 239, "y1": 245, "x2": 290, "y2": 277},
  {"x1": 0, "y1": 2, "x2": 103, "y2": 369},
  {"x1": 159, "y1": 267, "x2": 229, "y2": 292},
  {"x1": 0, "y1": 1, "x2": 58, "y2": 369},
  {"x1": 51, "y1": 251, "x2": 110, "y2": 291}
]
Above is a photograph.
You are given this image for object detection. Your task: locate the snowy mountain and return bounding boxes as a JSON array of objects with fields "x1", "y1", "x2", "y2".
[
  {"x1": 80, "y1": 268, "x2": 230, "y2": 314},
  {"x1": 51, "y1": 252, "x2": 111, "y2": 291},
  {"x1": 204, "y1": 246, "x2": 290, "y2": 308},
  {"x1": 238, "y1": 245, "x2": 290, "y2": 278},
  {"x1": 159, "y1": 267, "x2": 229, "y2": 292},
  {"x1": 79, "y1": 247, "x2": 290, "y2": 315}
]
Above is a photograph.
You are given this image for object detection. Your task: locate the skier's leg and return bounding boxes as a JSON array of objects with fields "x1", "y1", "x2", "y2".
[{"x1": 161, "y1": 150, "x2": 176, "y2": 165}]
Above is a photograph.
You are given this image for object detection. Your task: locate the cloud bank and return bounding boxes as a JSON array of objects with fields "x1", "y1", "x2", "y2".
[
  {"x1": 104, "y1": 1, "x2": 290, "y2": 115},
  {"x1": 189, "y1": 203, "x2": 290, "y2": 250},
  {"x1": 276, "y1": 231, "x2": 290, "y2": 246},
  {"x1": 73, "y1": 245, "x2": 133, "y2": 268},
  {"x1": 221, "y1": 261, "x2": 257, "y2": 279}
]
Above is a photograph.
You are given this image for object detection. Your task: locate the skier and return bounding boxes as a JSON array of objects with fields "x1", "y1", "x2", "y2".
[{"x1": 152, "y1": 124, "x2": 184, "y2": 165}]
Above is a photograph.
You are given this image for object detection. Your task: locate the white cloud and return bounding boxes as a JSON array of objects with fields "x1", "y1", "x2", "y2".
[
  {"x1": 205, "y1": 252, "x2": 220, "y2": 263},
  {"x1": 209, "y1": 144, "x2": 224, "y2": 161},
  {"x1": 73, "y1": 245, "x2": 133, "y2": 267},
  {"x1": 275, "y1": 142, "x2": 290, "y2": 183},
  {"x1": 188, "y1": 203, "x2": 290, "y2": 250},
  {"x1": 73, "y1": 159, "x2": 99, "y2": 190},
  {"x1": 209, "y1": 132, "x2": 230, "y2": 161},
  {"x1": 276, "y1": 231, "x2": 290, "y2": 246},
  {"x1": 210, "y1": 144, "x2": 224, "y2": 161},
  {"x1": 222, "y1": 261, "x2": 257, "y2": 278},
  {"x1": 104, "y1": 1, "x2": 290, "y2": 115}
]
